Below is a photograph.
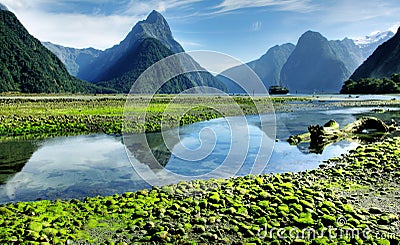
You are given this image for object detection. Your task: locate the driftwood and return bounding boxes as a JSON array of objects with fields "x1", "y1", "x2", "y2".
[
  {"x1": 288, "y1": 117, "x2": 394, "y2": 152},
  {"x1": 342, "y1": 117, "x2": 390, "y2": 133}
]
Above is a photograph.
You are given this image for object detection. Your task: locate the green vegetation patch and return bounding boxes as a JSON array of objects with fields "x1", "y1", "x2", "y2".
[
  {"x1": 341, "y1": 73, "x2": 400, "y2": 94},
  {"x1": 0, "y1": 95, "x2": 277, "y2": 137}
]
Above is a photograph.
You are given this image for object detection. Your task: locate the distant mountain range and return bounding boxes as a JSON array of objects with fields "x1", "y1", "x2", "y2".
[
  {"x1": 249, "y1": 43, "x2": 296, "y2": 87},
  {"x1": 44, "y1": 10, "x2": 225, "y2": 93},
  {"x1": 0, "y1": 8, "x2": 105, "y2": 93},
  {"x1": 219, "y1": 29, "x2": 393, "y2": 94},
  {"x1": 42, "y1": 8, "x2": 395, "y2": 94},
  {"x1": 5, "y1": 0, "x2": 396, "y2": 95},
  {"x1": 217, "y1": 43, "x2": 295, "y2": 93}
]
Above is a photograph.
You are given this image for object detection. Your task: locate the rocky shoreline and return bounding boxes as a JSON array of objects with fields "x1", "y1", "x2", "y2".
[{"x1": 1, "y1": 136, "x2": 399, "y2": 244}]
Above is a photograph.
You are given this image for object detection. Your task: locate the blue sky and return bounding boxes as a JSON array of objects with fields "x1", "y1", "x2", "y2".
[{"x1": 2, "y1": 0, "x2": 400, "y2": 62}]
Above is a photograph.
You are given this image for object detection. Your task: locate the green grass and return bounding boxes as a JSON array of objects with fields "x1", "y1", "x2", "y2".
[{"x1": 0, "y1": 94, "x2": 277, "y2": 137}]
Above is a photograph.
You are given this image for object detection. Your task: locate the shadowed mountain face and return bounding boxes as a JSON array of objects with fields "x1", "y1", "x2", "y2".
[
  {"x1": 280, "y1": 31, "x2": 353, "y2": 93},
  {"x1": 42, "y1": 42, "x2": 102, "y2": 77},
  {"x1": 94, "y1": 37, "x2": 200, "y2": 93},
  {"x1": 248, "y1": 43, "x2": 296, "y2": 87},
  {"x1": 350, "y1": 27, "x2": 400, "y2": 81},
  {"x1": 0, "y1": 9, "x2": 101, "y2": 93}
]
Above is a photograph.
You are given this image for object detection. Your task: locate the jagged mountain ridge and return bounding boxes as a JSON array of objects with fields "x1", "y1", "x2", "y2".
[
  {"x1": 77, "y1": 10, "x2": 185, "y2": 83},
  {"x1": 354, "y1": 30, "x2": 394, "y2": 58}
]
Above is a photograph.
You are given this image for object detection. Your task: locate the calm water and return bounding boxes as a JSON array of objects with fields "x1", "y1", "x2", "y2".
[{"x1": 0, "y1": 106, "x2": 398, "y2": 203}]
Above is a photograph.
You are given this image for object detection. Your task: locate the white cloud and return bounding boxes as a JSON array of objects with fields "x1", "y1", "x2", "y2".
[
  {"x1": 317, "y1": 0, "x2": 400, "y2": 25},
  {"x1": 1, "y1": 0, "x2": 399, "y2": 55},
  {"x1": 2, "y1": 0, "x2": 26, "y2": 9},
  {"x1": 389, "y1": 24, "x2": 399, "y2": 33},
  {"x1": 0, "y1": 0, "x2": 204, "y2": 49},
  {"x1": 176, "y1": 39, "x2": 203, "y2": 48},
  {"x1": 251, "y1": 21, "x2": 262, "y2": 31},
  {"x1": 213, "y1": 0, "x2": 315, "y2": 14},
  {"x1": 123, "y1": 0, "x2": 203, "y2": 15},
  {"x1": 10, "y1": 10, "x2": 140, "y2": 50}
]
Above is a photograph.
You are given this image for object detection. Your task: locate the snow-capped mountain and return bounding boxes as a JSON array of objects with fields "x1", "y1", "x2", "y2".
[
  {"x1": 351, "y1": 30, "x2": 395, "y2": 59},
  {"x1": 353, "y1": 30, "x2": 394, "y2": 47}
]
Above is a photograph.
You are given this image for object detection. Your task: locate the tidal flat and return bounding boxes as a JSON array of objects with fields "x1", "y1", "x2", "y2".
[
  {"x1": 0, "y1": 94, "x2": 399, "y2": 244},
  {"x1": 1, "y1": 93, "x2": 399, "y2": 138}
]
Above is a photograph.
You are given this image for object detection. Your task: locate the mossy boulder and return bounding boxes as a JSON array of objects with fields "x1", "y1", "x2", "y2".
[
  {"x1": 27, "y1": 222, "x2": 43, "y2": 234},
  {"x1": 324, "y1": 119, "x2": 340, "y2": 129},
  {"x1": 295, "y1": 212, "x2": 315, "y2": 226}
]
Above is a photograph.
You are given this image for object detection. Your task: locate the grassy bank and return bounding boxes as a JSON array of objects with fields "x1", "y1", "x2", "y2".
[
  {"x1": 2, "y1": 94, "x2": 400, "y2": 138},
  {"x1": 1, "y1": 137, "x2": 399, "y2": 244},
  {"x1": 0, "y1": 94, "x2": 280, "y2": 137}
]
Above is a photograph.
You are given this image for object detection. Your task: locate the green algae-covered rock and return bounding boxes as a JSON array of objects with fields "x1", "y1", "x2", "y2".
[
  {"x1": 321, "y1": 214, "x2": 336, "y2": 226},
  {"x1": 324, "y1": 119, "x2": 340, "y2": 129},
  {"x1": 28, "y1": 221, "x2": 43, "y2": 232},
  {"x1": 295, "y1": 212, "x2": 315, "y2": 226}
]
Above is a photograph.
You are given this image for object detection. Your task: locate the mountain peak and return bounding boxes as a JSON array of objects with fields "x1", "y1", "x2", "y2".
[
  {"x1": 0, "y1": 3, "x2": 9, "y2": 11},
  {"x1": 303, "y1": 30, "x2": 318, "y2": 35},
  {"x1": 280, "y1": 30, "x2": 352, "y2": 93},
  {"x1": 132, "y1": 10, "x2": 184, "y2": 53},
  {"x1": 299, "y1": 30, "x2": 327, "y2": 42},
  {"x1": 77, "y1": 9, "x2": 185, "y2": 82},
  {"x1": 295, "y1": 31, "x2": 329, "y2": 55},
  {"x1": 146, "y1": 10, "x2": 165, "y2": 24}
]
